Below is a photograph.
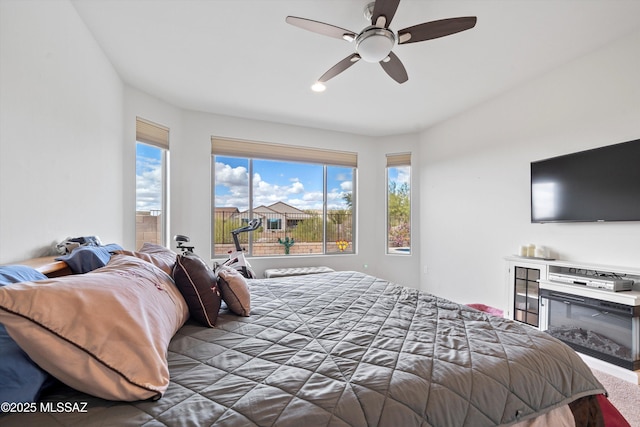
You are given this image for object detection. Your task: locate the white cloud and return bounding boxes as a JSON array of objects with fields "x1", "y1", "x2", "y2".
[
  {"x1": 394, "y1": 166, "x2": 411, "y2": 185},
  {"x1": 215, "y1": 161, "x2": 352, "y2": 212},
  {"x1": 214, "y1": 162, "x2": 250, "y2": 209},
  {"x1": 136, "y1": 155, "x2": 162, "y2": 211},
  {"x1": 287, "y1": 179, "x2": 304, "y2": 194}
]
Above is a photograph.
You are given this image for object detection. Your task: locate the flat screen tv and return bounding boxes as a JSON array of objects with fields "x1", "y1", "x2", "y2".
[{"x1": 531, "y1": 138, "x2": 640, "y2": 223}]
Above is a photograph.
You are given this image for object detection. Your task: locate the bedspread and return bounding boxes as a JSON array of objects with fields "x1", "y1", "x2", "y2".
[{"x1": 0, "y1": 271, "x2": 605, "y2": 426}]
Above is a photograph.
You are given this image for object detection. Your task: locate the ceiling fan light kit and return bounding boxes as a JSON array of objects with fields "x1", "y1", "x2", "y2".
[
  {"x1": 355, "y1": 26, "x2": 396, "y2": 63},
  {"x1": 286, "y1": 0, "x2": 477, "y2": 86}
]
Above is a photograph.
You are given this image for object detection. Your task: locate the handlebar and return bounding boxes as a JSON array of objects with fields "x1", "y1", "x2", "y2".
[
  {"x1": 231, "y1": 219, "x2": 262, "y2": 235},
  {"x1": 231, "y1": 219, "x2": 261, "y2": 252}
]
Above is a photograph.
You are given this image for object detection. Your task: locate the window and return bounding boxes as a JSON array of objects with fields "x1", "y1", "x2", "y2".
[
  {"x1": 212, "y1": 138, "x2": 356, "y2": 257},
  {"x1": 135, "y1": 117, "x2": 169, "y2": 248},
  {"x1": 386, "y1": 153, "x2": 411, "y2": 254},
  {"x1": 267, "y1": 218, "x2": 282, "y2": 230}
]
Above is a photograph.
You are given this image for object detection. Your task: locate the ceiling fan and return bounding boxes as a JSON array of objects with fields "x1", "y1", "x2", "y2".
[{"x1": 286, "y1": 0, "x2": 477, "y2": 85}]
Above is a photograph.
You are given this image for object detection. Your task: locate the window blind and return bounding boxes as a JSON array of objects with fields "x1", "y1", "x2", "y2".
[
  {"x1": 136, "y1": 117, "x2": 169, "y2": 149},
  {"x1": 212, "y1": 137, "x2": 357, "y2": 167},
  {"x1": 386, "y1": 152, "x2": 411, "y2": 167}
]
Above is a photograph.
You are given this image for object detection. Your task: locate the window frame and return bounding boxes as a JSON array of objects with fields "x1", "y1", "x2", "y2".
[
  {"x1": 135, "y1": 117, "x2": 169, "y2": 248},
  {"x1": 211, "y1": 138, "x2": 357, "y2": 258},
  {"x1": 386, "y1": 153, "x2": 411, "y2": 255}
]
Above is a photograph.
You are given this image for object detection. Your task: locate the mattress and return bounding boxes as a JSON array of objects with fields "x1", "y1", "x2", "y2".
[{"x1": 0, "y1": 271, "x2": 605, "y2": 426}]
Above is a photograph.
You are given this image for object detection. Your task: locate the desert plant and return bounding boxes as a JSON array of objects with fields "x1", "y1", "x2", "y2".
[{"x1": 278, "y1": 236, "x2": 295, "y2": 254}]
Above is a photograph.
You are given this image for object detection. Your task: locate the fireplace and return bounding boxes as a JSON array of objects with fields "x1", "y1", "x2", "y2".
[{"x1": 541, "y1": 288, "x2": 640, "y2": 370}]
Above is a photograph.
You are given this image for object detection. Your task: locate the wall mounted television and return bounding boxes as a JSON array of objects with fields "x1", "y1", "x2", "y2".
[{"x1": 531, "y1": 138, "x2": 640, "y2": 223}]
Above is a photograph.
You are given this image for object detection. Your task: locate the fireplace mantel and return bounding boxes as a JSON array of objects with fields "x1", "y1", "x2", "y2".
[
  {"x1": 505, "y1": 256, "x2": 640, "y2": 384},
  {"x1": 539, "y1": 280, "x2": 640, "y2": 306},
  {"x1": 505, "y1": 256, "x2": 640, "y2": 286}
]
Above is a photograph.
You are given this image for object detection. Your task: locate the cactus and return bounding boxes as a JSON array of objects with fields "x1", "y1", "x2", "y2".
[{"x1": 277, "y1": 237, "x2": 295, "y2": 255}]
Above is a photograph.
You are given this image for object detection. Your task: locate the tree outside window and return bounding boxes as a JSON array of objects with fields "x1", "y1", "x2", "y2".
[{"x1": 387, "y1": 153, "x2": 411, "y2": 254}]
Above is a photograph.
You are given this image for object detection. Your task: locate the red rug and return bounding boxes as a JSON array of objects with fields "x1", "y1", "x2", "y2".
[{"x1": 598, "y1": 394, "x2": 631, "y2": 427}]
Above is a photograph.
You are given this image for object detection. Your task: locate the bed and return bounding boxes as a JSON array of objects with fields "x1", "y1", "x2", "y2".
[{"x1": 0, "y1": 246, "x2": 626, "y2": 426}]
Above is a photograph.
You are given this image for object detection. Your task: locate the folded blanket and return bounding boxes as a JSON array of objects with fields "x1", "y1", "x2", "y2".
[{"x1": 55, "y1": 243, "x2": 123, "y2": 273}]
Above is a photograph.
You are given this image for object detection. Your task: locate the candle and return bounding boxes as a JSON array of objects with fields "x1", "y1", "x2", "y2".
[{"x1": 527, "y1": 244, "x2": 536, "y2": 257}]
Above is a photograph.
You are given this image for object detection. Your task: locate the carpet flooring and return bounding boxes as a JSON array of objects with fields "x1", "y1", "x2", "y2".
[{"x1": 592, "y1": 369, "x2": 640, "y2": 426}]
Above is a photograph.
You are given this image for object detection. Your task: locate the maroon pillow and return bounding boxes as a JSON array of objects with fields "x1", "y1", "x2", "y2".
[{"x1": 172, "y1": 252, "x2": 221, "y2": 327}]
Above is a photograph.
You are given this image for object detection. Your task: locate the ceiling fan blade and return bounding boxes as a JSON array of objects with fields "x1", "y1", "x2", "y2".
[
  {"x1": 318, "y1": 54, "x2": 361, "y2": 82},
  {"x1": 286, "y1": 16, "x2": 356, "y2": 41},
  {"x1": 371, "y1": 0, "x2": 401, "y2": 28},
  {"x1": 380, "y1": 51, "x2": 408, "y2": 84},
  {"x1": 398, "y1": 17, "x2": 477, "y2": 44}
]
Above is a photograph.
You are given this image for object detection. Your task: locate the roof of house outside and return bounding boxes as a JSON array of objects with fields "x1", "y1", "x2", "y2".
[
  {"x1": 214, "y1": 207, "x2": 239, "y2": 213},
  {"x1": 232, "y1": 202, "x2": 313, "y2": 219}
]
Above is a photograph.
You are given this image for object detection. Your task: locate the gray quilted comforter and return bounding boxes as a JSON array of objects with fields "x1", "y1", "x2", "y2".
[{"x1": 0, "y1": 271, "x2": 604, "y2": 426}]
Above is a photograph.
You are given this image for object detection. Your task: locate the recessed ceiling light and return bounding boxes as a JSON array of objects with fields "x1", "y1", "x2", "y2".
[{"x1": 311, "y1": 82, "x2": 326, "y2": 92}]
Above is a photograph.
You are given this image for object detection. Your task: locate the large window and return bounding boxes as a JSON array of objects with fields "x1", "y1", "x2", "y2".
[
  {"x1": 212, "y1": 138, "x2": 356, "y2": 257},
  {"x1": 135, "y1": 118, "x2": 169, "y2": 248},
  {"x1": 386, "y1": 153, "x2": 411, "y2": 254}
]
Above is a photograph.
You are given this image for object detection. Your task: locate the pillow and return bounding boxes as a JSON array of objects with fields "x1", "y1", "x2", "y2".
[
  {"x1": 113, "y1": 242, "x2": 177, "y2": 275},
  {"x1": 0, "y1": 265, "x2": 51, "y2": 403},
  {"x1": 0, "y1": 265, "x2": 47, "y2": 284},
  {"x1": 55, "y1": 243, "x2": 123, "y2": 273},
  {"x1": 173, "y1": 252, "x2": 221, "y2": 327},
  {"x1": 217, "y1": 266, "x2": 251, "y2": 316},
  {"x1": 0, "y1": 255, "x2": 189, "y2": 401}
]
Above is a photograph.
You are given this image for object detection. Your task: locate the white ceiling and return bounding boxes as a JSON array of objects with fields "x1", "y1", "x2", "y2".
[{"x1": 71, "y1": 0, "x2": 640, "y2": 137}]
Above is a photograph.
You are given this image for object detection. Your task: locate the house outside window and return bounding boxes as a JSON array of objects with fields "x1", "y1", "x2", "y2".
[
  {"x1": 386, "y1": 153, "x2": 411, "y2": 254},
  {"x1": 212, "y1": 138, "x2": 356, "y2": 257},
  {"x1": 135, "y1": 117, "x2": 169, "y2": 248}
]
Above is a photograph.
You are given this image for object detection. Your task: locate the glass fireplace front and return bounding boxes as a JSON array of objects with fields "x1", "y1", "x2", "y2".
[{"x1": 541, "y1": 289, "x2": 640, "y2": 370}]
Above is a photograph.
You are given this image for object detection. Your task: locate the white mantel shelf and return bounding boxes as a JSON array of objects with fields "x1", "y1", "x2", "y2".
[
  {"x1": 505, "y1": 255, "x2": 640, "y2": 277},
  {"x1": 539, "y1": 280, "x2": 640, "y2": 306}
]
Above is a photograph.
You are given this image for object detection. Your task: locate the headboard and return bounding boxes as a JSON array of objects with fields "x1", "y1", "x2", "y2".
[{"x1": 13, "y1": 256, "x2": 72, "y2": 278}]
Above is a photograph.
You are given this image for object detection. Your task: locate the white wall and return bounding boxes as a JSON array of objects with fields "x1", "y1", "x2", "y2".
[
  {"x1": 0, "y1": 0, "x2": 420, "y2": 284},
  {"x1": 181, "y1": 111, "x2": 423, "y2": 286},
  {"x1": 419, "y1": 29, "x2": 640, "y2": 310},
  {"x1": 10, "y1": 0, "x2": 636, "y2": 305},
  {"x1": 121, "y1": 88, "x2": 422, "y2": 286},
  {"x1": 0, "y1": 0, "x2": 124, "y2": 263}
]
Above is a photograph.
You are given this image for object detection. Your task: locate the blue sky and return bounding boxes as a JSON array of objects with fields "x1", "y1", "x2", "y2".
[
  {"x1": 136, "y1": 148, "x2": 355, "y2": 213},
  {"x1": 215, "y1": 156, "x2": 352, "y2": 211}
]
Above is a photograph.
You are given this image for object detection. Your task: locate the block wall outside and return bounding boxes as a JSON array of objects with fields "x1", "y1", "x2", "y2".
[
  {"x1": 215, "y1": 242, "x2": 351, "y2": 257},
  {"x1": 136, "y1": 213, "x2": 162, "y2": 250}
]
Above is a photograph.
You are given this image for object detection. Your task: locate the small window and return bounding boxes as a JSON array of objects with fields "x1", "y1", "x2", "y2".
[
  {"x1": 267, "y1": 219, "x2": 282, "y2": 230},
  {"x1": 386, "y1": 153, "x2": 411, "y2": 255},
  {"x1": 135, "y1": 118, "x2": 169, "y2": 248}
]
